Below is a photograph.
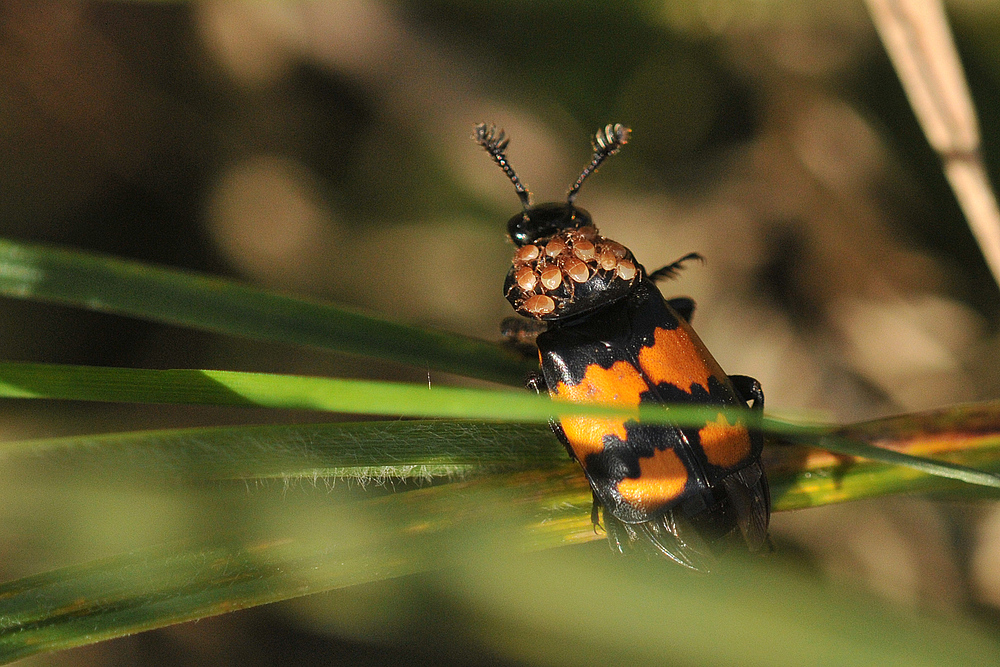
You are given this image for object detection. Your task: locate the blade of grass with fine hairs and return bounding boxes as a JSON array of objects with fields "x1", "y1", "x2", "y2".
[
  {"x1": 4, "y1": 411, "x2": 1000, "y2": 505},
  {"x1": 0, "y1": 420, "x2": 562, "y2": 482},
  {"x1": 1, "y1": 359, "x2": 999, "y2": 490},
  {"x1": 5, "y1": 406, "x2": 1000, "y2": 512}
]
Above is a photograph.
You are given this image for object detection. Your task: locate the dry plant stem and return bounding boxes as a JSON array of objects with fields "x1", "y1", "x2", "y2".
[{"x1": 866, "y1": 0, "x2": 1000, "y2": 289}]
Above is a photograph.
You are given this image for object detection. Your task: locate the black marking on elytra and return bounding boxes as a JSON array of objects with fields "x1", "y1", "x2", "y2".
[{"x1": 538, "y1": 280, "x2": 685, "y2": 388}]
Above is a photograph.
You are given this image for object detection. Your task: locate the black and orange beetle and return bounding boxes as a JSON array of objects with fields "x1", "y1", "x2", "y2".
[{"x1": 475, "y1": 122, "x2": 770, "y2": 570}]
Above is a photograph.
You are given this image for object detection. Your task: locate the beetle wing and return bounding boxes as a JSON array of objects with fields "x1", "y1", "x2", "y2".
[
  {"x1": 537, "y1": 281, "x2": 769, "y2": 563},
  {"x1": 602, "y1": 459, "x2": 770, "y2": 571},
  {"x1": 537, "y1": 288, "x2": 698, "y2": 523}
]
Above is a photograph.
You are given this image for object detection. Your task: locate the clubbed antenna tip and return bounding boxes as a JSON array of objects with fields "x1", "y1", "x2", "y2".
[
  {"x1": 474, "y1": 123, "x2": 531, "y2": 208},
  {"x1": 567, "y1": 123, "x2": 630, "y2": 204}
]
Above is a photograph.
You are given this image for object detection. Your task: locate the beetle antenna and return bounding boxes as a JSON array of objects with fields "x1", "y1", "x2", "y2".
[
  {"x1": 566, "y1": 123, "x2": 630, "y2": 204},
  {"x1": 474, "y1": 123, "x2": 531, "y2": 209}
]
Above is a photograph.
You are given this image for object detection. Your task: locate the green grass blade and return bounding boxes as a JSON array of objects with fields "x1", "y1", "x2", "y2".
[
  {"x1": 0, "y1": 469, "x2": 997, "y2": 666},
  {"x1": 0, "y1": 360, "x2": 761, "y2": 426},
  {"x1": 816, "y1": 434, "x2": 1000, "y2": 488},
  {"x1": 767, "y1": 442, "x2": 1000, "y2": 510},
  {"x1": 769, "y1": 449, "x2": 1000, "y2": 509},
  {"x1": 769, "y1": 402, "x2": 1000, "y2": 507},
  {"x1": 768, "y1": 422, "x2": 1000, "y2": 490},
  {"x1": 0, "y1": 470, "x2": 591, "y2": 664},
  {"x1": 3, "y1": 360, "x2": 1000, "y2": 489},
  {"x1": 0, "y1": 239, "x2": 996, "y2": 487},
  {"x1": 5, "y1": 414, "x2": 1000, "y2": 509},
  {"x1": 0, "y1": 238, "x2": 531, "y2": 384},
  {"x1": 0, "y1": 420, "x2": 561, "y2": 482},
  {"x1": 4, "y1": 408, "x2": 1000, "y2": 663},
  {"x1": 5, "y1": 359, "x2": 1000, "y2": 489}
]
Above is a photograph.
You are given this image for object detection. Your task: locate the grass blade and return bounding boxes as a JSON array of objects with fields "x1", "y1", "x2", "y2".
[
  {"x1": 0, "y1": 420, "x2": 561, "y2": 482},
  {"x1": 0, "y1": 466, "x2": 998, "y2": 666},
  {"x1": 0, "y1": 360, "x2": 762, "y2": 426},
  {"x1": 816, "y1": 434, "x2": 1000, "y2": 488},
  {"x1": 0, "y1": 469, "x2": 592, "y2": 664},
  {"x1": 5, "y1": 413, "x2": 1000, "y2": 511},
  {"x1": 768, "y1": 402, "x2": 1000, "y2": 508},
  {"x1": 3, "y1": 360, "x2": 1000, "y2": 489},
  {"x1": 4, "y1": 405, "x2": 1000, "y2": 662},
  {"x1": 0, "y1": 238, "x2": 531, "y2": 385}
]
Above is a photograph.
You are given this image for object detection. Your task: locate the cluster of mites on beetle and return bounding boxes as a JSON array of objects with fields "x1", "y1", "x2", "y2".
[
  {"x1": 508, "y1": 225, "x2": 637, "y2": 318},
  {"x1": 475, "y1": 122, "x2": 770, "y2": 571}
]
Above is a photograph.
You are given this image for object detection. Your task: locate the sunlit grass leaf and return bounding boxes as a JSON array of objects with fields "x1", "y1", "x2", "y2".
[
  {"x1": 0, "y1": 237, "x2": 532, "y2": 385},
  {"x1": 0, "y1": 359, "x2": 759, "y2": 425},
  {"x1": 769, "y1": 404, "x2": 1000, "y2": 505},
  {"x1": 0, "y1": 235, "x2": 996, "y2": 488},
  {"x1": 2, "y1": 359, "x2": 1000, "y2": 489}
]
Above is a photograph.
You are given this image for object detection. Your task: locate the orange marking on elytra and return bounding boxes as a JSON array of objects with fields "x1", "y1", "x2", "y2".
[
  {"x1": 559, "y1": 419, "x2": 628, "y2": 461},
  {"x1": 553, "y1": 361, "x2": 648, "y2": 461},
  {"x1": 616, "y1": 447, "x2": 688, "y2": 511},
  {"x1": 699, "y1": 413, "x2": 752, "y2": 468},
  {"x1": 637, "y1": 325, "x2": 721, "y2": 394}
]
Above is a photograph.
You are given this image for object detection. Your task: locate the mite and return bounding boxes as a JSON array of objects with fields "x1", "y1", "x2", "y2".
[{"x1": 475, "y1": 122, "x2": 769, "y2": 570}]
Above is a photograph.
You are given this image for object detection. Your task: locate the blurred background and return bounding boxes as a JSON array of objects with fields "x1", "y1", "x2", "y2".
[{"x1": 6, "y1": 0, "x2": 1000, "y2": 664}]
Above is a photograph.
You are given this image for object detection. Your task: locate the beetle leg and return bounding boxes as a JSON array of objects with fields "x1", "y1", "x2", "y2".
[
  {"x1": 729, "y1": 375, "x2": 764, "y2": 412},
  {"x1": 666, "y1": 296, "x2": 696, "y2": 323},
  {"x1": 500, "y1": 316, "x2": 547, "y2": 359},
  {"x1": 729, "y1": 374, "x2": 765, "y2": 455},
  {"x1": 602, "y1": 508, "x2": 631, "y2": 555},
  {"x1": 525, "y1": 371, "x2": 547, "y2": 394}
]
